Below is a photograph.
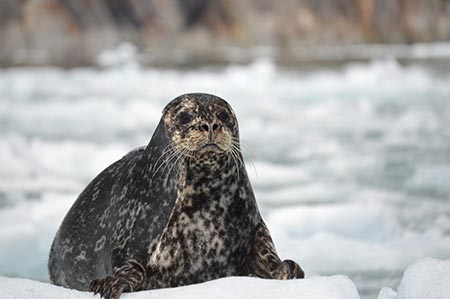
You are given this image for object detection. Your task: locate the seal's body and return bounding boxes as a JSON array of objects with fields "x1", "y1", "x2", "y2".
[{"x1": 49, "y1": 93, "x2": 304, "y2": 299}]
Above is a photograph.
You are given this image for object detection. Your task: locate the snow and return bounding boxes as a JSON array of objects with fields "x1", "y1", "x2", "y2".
[
  {"x1": 0, "y1": 276, "x2": 359, "y2": 299},
  {"x1": 378, "y1": 258, "x2": 450, "y2": 299},
  {"x1": 2, "y1": 257, "x2": 450, "y2": 299},
  {"x1": 378, "y1": 287, "x2": 398, "y2": 299}
]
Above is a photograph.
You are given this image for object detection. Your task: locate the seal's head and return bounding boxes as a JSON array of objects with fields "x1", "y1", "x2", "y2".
[{"x1": 162, "y1": 93, "x2": 239, "y2": 164}]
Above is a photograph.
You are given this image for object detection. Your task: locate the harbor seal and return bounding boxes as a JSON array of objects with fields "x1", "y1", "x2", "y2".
[{"x1": 48, "y1": 93, "x2": 304, "y2": 299}]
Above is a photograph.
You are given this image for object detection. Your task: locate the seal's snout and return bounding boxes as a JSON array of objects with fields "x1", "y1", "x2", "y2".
[
  {"x1": 199, "y1": 121, "x2": 222, "y2": 143},
  {"x1": 199, "y1": 122, "x2": 220, "y2": 132}
]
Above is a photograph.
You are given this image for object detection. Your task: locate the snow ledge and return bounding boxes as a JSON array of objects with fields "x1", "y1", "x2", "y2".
[
  {"x1": 0, "y1": 275, "x2": 359, "y2": 299},
  {"x1": 378, "y1": 257, "x2": 450, "y2": 299},
  {"x1": 2, "y1": 258, "x2": 450, "y2": 299}
]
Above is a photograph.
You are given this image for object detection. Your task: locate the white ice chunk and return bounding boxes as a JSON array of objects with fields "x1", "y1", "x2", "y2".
[
  {"x1": 378, "y1": 257, "x2": 450, "y2": 299},
  {"x1": 0, "y1": 275, "x2": 360, "y2": 299},
  {"x1": 378, "y1": 287, "x2": 397, "y2": 299}
]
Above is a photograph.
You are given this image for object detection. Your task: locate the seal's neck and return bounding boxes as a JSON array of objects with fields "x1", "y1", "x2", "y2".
[
  {"x1": 177, "y1": 154, "x2": 241, "y2": 198},
  {"x1": 187, "y1": 152, "x2": 230, "y2": 173},
  {"x1": 172, "y1": 151, "x2": 258, "y2": 226}
]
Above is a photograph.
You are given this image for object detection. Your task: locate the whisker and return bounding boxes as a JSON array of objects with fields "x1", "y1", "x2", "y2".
[
  {"x1": 228, "y1": 147, "x2": 240, "y2": 181},
  {"x1": 152, "y1": 143, "x2": 174, "y2": 168},
  {"x1": 164, "y1": 146, "x2": 188, "y2": 187},
  {"x1": 174, "y1": 147, "x2": 192, "y2": 182},
  {"x1": 230, "y1": 143, "x2": 245, "y2": 167},
  {"x1": 231, "y1": 138, "x2": 258, "y2": 178},
  {"x1": 160, "y1": 148, "x2": 181, "y2": 175},
  {"x1": 151, "y1": 144, "x2": 178, "y2": 178}
]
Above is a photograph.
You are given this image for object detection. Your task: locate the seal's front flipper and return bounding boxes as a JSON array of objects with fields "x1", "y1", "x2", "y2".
[
  {"x1": 272, "y1": 259, "x2": 304, "y2": 279},
  {"x1": 89, "y1": 276, "x2": 126, "y2": 299},
  {"x1": 247, "y1": 222, "x2": 304, "y2": 280},
  {"x1": 89, "y1": 259, "x2": 146, "y2": 299}
]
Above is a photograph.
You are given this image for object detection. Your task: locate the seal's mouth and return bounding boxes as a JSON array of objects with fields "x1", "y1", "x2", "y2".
[
  {"x1": 202, "y1": 143, "x2": 219, "y2": 149},
  {"x1": 198, "y1": 142, "x2": 223, "y2": 153}
]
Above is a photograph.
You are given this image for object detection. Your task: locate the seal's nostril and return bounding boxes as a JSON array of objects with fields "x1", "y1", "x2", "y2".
[
  {"x1": 212, "y1": 124, "x2": 219, "y2": 131},
  {"x1": 201, "y1": 124, "x2": 209, "y2": 131}
]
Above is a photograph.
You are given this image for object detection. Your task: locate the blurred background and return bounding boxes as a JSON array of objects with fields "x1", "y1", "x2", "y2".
[{"x1": 1, "y1": 1, "x2": 450, "y2": 298}]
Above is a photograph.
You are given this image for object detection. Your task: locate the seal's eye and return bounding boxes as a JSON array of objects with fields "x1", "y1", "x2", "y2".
[
  {"x1": 217, "y1": 111, "x2": 230, "y2": 123},
  {"x1": 178, "y1": 112, "x2": 193, "y2": 125}
]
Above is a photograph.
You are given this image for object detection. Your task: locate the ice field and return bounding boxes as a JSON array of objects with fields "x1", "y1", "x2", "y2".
[{"x1": 1, "y1": 55, "x2": 450, "y2": 298}]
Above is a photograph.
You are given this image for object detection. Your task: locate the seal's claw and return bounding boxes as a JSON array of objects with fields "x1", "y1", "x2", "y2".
[
  {"x1": 89, "y1": 277, "x2": 126, "y2": 299},
  {"x1": 89, "y1": 279, "x2": 100, "y2": 294},
  {"x1": 273, "y1": 259, "x2": 305, "y2": 280}
]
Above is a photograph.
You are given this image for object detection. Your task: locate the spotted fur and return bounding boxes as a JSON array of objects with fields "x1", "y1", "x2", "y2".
[{"x1": 48, "y1": 93, "x2": 304, "y2": 299}]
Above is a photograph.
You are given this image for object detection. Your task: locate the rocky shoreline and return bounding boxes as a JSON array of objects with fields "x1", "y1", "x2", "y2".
[{"x1": 1, "y1": 0, "x2": 449, "y2": 67}]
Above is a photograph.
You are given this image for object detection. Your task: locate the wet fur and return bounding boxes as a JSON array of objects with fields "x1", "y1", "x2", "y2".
[{"x1": 48, "y1": 93, "x2": 304, "y2": 299}]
